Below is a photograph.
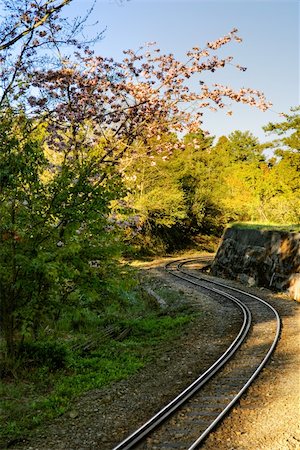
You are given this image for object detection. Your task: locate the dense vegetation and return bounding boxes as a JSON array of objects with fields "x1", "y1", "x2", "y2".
[
  {"x1": 119, "y1": 122, "x2": 300, "y2": 255},
  {"x1": 0, "y1": 0, "x2": 299, "y2": 444},
  {"x1": 0, "y1": 277, "x2": 196, "y2": 445}
]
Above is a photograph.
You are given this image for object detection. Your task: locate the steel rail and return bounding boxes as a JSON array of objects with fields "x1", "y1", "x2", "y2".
[
  {"x1": 112, "y1": 260, "x2": 252, "y2": 450},
  {"x1": 113, "y1": 257, "x2": 281, "y2": 450},
  {"x1": 175, "y1": 257, "x2": 281, "y2": 449},
  {"x1": 179, "y1": 257, "x2": 281, "y2": 325}
]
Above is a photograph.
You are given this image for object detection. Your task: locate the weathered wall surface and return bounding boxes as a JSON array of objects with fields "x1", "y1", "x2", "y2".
[{"x1": 211, "y1": 228, "x2": 300, "y2": 301}]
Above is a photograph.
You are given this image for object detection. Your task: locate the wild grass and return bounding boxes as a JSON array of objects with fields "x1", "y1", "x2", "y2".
[
  {"x1": 230, "y1": 222, "x2": 300, "y2": 232},
  {"x1": 0, "y1": 283, "x2": 195, "y2": 447}
]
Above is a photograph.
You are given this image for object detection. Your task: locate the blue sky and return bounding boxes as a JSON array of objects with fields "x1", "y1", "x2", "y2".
[{"x1": 66, "y1": 0, "x2": 298, "y2": 143}]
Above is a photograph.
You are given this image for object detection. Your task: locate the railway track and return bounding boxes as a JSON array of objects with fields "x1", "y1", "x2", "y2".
[{"x1": 113, "y1": 257, "x2": 281, "y2": 450}]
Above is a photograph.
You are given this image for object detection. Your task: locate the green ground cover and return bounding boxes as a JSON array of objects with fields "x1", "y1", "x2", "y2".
[
  {"x1": 230, "y1": 222, "x2": 300, "y2": 232},
  {"x1": 0, "y1": 282, "x2": 195, "y2": 447}
]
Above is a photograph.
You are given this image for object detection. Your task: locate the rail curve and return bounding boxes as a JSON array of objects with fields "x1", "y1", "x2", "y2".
[{"x1": 113, "y1": 257, "x2": 281, "y2": 450}]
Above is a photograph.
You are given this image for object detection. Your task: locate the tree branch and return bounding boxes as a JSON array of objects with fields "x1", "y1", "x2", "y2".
[{"x1": 0, "y1": 0, "x2": 72, "y2": 51}]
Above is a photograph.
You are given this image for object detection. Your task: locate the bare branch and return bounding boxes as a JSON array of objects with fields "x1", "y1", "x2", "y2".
[{"x1": 0, "y1": 0, "x2": 72, "y2": 51}]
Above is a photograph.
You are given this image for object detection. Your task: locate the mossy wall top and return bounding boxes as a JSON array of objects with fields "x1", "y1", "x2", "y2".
[{"x1": 211, "y1": 227, "x2": 300, "y2": 301}]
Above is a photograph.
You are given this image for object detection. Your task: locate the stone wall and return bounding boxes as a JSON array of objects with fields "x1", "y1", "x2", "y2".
[{"x1": 210, "y1": 227, "x2": 300, "y2": 301}]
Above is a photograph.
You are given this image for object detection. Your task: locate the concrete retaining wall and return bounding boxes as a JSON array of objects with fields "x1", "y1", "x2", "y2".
[{"x1": 211, "y1": 227, "x2": 300, "y2": 301}]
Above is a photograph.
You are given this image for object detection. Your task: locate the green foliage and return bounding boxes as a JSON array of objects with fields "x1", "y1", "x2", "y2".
[
  {"x1": 19, "y1": 341, "x2": 69, "y2": 369},
  {"x1": 119, "y1": 130, "x2": 227, "y2": 254},
  {"x1": 223, "y1": 130, "x2": 264, "y2": 163},
  {"x1": 264, "y1": 106, "x2": 300, "y2": 150},
  {"x1": 262, "y1": 106, "x2": 300, "y2": 223},
  {"x1": 117, "y1": 115, "x2": 300, "y2": 255},
  {"x1": 0, "y1": 283, "x2": 194, "y2": 446},
  {"x1": 122, "y1": 315, "x2": 191, "y2": 341},
  {"x1": 230, "y1": 222, "x2": 300, "y2": 232},
  {"x1": 0, "y1": 109, "x2": 125, "y2": 363}
]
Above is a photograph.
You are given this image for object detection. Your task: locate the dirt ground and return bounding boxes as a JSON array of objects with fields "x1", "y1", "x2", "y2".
[{"x1": 11, "y1": 255, "x2": 300, "y2": 450}]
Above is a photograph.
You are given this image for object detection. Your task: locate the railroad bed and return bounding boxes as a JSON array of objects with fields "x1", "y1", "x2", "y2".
[{"x1": 113, "y1": 258, "x2": 281, "y2": 450}]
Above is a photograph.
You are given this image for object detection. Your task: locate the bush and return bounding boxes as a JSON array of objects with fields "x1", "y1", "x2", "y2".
[{"x1": 19, "y1": 341, "x2": 69, "y2": 370}]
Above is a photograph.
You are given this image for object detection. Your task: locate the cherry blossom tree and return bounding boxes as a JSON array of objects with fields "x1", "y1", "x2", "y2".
[
  {"x1": 28, "y1": 29, "x2": 272, "y2": 162},
  {"x1": 0, "y1": 0, "x2": 106, "y2": 108}
]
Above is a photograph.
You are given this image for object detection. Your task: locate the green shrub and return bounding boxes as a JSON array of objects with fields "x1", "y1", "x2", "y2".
[{"x1": 19, "y1": 341, "x2": 69, "y2": 370}]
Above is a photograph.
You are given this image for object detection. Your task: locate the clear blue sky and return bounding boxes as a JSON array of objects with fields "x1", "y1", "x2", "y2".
[{"x1": 67, "y1": 0, "x2": 298, "y2": 143}]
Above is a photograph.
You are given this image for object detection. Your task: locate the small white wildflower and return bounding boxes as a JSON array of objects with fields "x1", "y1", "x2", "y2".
[{"x1": 89, "y1": 260, "x2": 100, "y2": 268}]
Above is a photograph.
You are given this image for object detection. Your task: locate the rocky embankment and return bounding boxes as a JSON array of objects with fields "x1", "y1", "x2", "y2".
[{"x1": 211, "y1": 227, "x2": 300, "y2": 301}]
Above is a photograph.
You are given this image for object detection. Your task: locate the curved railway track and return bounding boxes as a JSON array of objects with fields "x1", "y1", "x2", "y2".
[{"x1": 113, "y1": 257, "x2": 281, "y2": 450}]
